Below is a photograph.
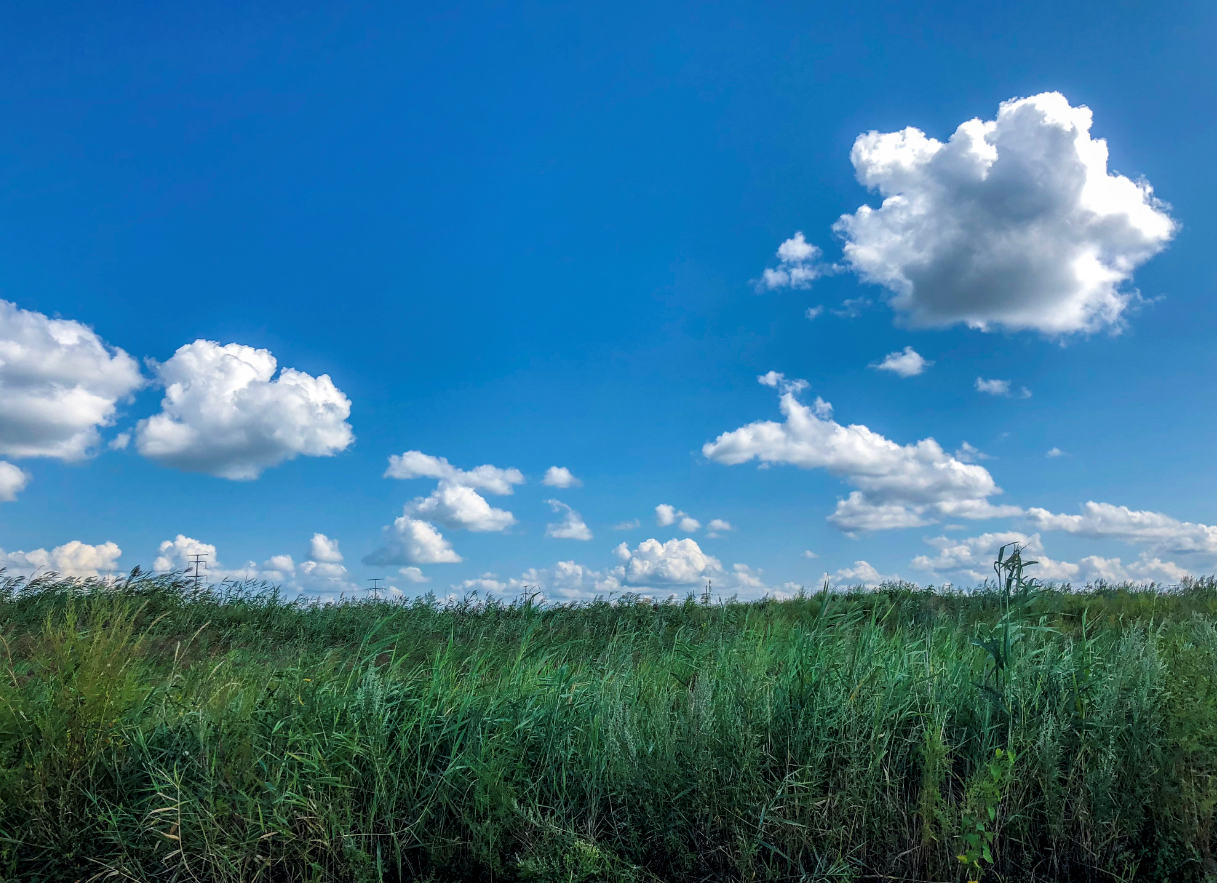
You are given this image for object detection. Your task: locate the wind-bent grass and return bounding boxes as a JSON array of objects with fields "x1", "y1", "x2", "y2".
[{"x1": 1, "y1": 571, "x2": 1216, "y2": 882}]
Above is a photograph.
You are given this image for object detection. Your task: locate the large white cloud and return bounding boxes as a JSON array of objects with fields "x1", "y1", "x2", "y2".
[
  {"x1": 1, "y1": 540, "x2": 123, "y2": 579},
  {"x1": 363, "y1": 517, "x2": 462, "y2": 566},
  {"x1": 0, "y1": 300, "x2": 144, "y2": 460},
  {"x1": 704, "y1": 373, "x2": 1020, "y2": 531},
  {"x1": 834, "y1": 92, "x2": 1177, "y2": 334},
  {"x1": 1027, "y1": 502, "x2": 1217, "y2": 556},
  {"x1": 407, "y1": 483, "x2": 517, "y2": 532},
  {"x1": 386, "y1": 451, "x2": 522, "y2": 534},
  {"x1": 545, "y1": 499, "x2": 592, "y2": 540},
  {"x1": 374, "y1": 452, "x2": 524, "y2": 566},
  {"x1": 0, "y1": 462, "x2": 30, "y2": 502},
  {"x1": 136, "y1": 341, "x2": 353, "y2": 480},
  {"x1": 611, "y1": 537, "x2": 723, "y2": 586}
]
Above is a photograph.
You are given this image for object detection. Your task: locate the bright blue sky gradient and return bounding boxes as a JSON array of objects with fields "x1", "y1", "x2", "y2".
[{"x1": 1, "y1": 1, "x2": 1215, "y2": 597}]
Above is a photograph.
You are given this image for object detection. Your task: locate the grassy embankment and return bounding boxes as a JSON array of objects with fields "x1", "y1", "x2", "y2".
[{"x1": 1, "y1": 560, "x2": 1216, "y2": 882}]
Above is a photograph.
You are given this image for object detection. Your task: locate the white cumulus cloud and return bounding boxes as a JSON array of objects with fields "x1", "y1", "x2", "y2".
[
  {"x1": 308, "y1": 533, "x2": 344, "y2": 563},
  {"x1": 153, "y1": 535, "x2": 217, "y2": 574},
  {"x1": 542, "y1": 466, "x2": 582, "y2": 488},
  {"x1": 450, "y1": 574, "x2": 508, "y2": 595},
  {"x1": 249, "y1": 533, "x2": 359, "y2": 596},
  {"x1": 0, "y1": 540, "x2": 123, "y2": 578},
  {"x1": 976, "y1": 378, "x2": 1030, "y2": 398},
  {"x1": 545, "y1": 499, "x2": 593, "y2": 540},
  {"x1": 363, "y1": 517, "x2": 463, "y2": 566},
  {"x1": 505, "y1": 560, "x2": 618, "y2": 602},
  {"x1": 611, "y1": 537, "x2": 723, "y2": 586},
  {"x1": 407, "y1": 483, "x2": 517, "y2": 532},
  {"x1": 1027, "y1": 502, "x2": 1217, "y2": 556},
  {"x1": 152, "y1": 533, "x2": 366, "y2": 599},
  {"x1": 704, "y1": 373, "x2": 1021, "y2": 532},
  {"x1": 757, "y1": 232, "x2": 826, "y2": 290},
  {"x1": 655, "y1": 504, "x2": 702, "y2": 533},
  {"x1": 835, "y1": 92, "x2": 1177, "y2": 334},
  {"x1": 382, "y1": 451, "x2": 523, "y2": 554},
  {"x1": 1077, "y1": 554, "x2": 1189, "y2": 584},
  {"x1": 830, "y1": 560, "x2": 898, "y2": 588},
  {"x1": 136, "y1": 341, "x2": 353, "y2": 479},
  {"x1": 0, "y1": 299, "x2": 144, "y2": 460},
  {"x1": 706, "y1": 518, "x2": 733, "y2": 537},
  {"x1": 871, "y1": 346, "x2": 931, "y2": 377},
  {"x1": 0, "y1": 462, "x2": 31, "y2": 502},
  {"x1": 386, "y1": 451, "x2": 524, "y2": 494},
  {"x1": 911, "y1": 531, "x2": 1078, "y2": 583}
]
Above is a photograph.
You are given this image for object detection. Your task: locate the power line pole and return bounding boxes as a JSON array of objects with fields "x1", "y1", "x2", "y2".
[
  {"x1": 368, "y1": 577, "x2": 384, "y2": 595},
  {"x1": 187, "y1": 553, "x2": 207, "y2": 590}
]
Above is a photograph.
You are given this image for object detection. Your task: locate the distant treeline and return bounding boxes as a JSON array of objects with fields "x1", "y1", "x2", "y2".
[{"x1": 1, "y1": 570, "x2": 1215, "y2": 882}]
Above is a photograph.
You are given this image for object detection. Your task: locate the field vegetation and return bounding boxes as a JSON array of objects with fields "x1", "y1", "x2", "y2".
[{"x1": 1, "y1": 551, "x2": 1216, "y2": 882}]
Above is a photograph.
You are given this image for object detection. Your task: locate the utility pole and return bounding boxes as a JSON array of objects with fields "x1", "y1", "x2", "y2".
[
  {"x1": 368, "y1": 577, "x2": 384, "y2": 595},
  {"x1": 186, "y1": 553, "x2": 207, "y2": 590}
]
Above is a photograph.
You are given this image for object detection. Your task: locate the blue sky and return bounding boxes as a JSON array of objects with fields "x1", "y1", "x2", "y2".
[{"x1": 1, "y1": 0, "x2": 1215, "y2": 599}]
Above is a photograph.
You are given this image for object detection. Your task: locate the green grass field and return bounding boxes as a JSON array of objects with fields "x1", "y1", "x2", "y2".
[{"x1": 2, "y1": 560, "x2": 1216, "y2": 882}]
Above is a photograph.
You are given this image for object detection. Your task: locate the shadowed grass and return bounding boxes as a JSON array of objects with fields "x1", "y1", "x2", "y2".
[{"x1": 1, "y1": 570, "x2": 1215, "y2": 881}]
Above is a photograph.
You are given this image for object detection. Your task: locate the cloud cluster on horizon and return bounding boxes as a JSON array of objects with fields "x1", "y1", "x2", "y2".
[{"x1": 704, "y1": 373, "x2": 1021, "y2": 531}]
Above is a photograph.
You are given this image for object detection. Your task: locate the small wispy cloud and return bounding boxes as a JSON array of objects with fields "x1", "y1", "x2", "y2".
[
  {"x1": 954, "y1": 441, "x2": 992, "y2": 463},
  {"x1": 756, "y1": 232, "x2": 827, "y2": 291},
  {"x1": 976, "y1": 378, "x2": 1032, "y2": 398},
  {"x1": 870, "y1": 346, "x2": 931, "y2": 378},
  {"x1": 545, "y1": 499, "x2": 592, "y2": 541},
  {"x1": 832, "y1": 297, "x2": 870, "y2": 319}
]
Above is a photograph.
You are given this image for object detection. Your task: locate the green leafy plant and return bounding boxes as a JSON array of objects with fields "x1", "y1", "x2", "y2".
[{"x1": 956, "y1": 747, "x2": 1016, "y2": 883}]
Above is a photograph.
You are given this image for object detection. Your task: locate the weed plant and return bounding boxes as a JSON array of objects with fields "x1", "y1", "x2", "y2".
[{"x1": 1, "y1": 564, "x2": 1215, "y2": 882}]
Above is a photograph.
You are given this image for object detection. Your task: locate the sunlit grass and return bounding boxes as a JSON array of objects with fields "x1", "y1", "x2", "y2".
[{"x1": 1, "y1": 569, "x2": 1215, "y2": 881}]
